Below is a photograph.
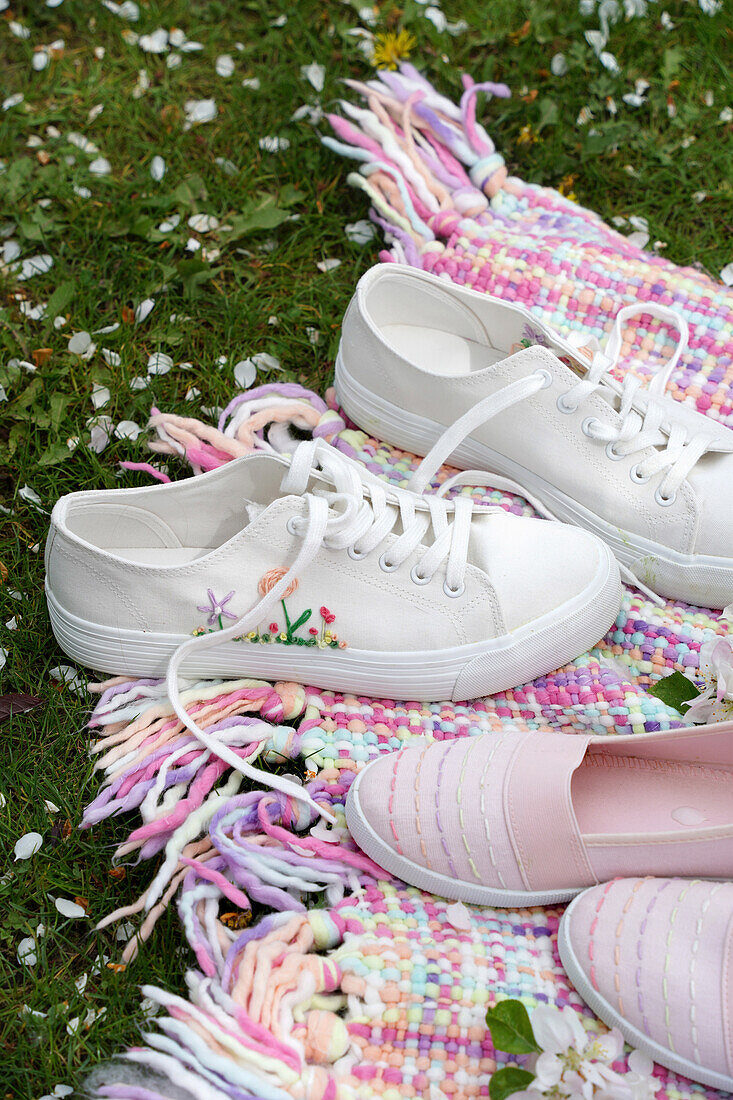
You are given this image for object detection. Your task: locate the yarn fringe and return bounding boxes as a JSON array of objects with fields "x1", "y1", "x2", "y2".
[{"x1": 83, "y1": 62, "x2": 733, "y2": 1099}]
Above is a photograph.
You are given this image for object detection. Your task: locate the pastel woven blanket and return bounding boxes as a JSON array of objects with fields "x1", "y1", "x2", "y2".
[{"x1": 84, "y1": 66, "x2": 733, "y2": 1100}]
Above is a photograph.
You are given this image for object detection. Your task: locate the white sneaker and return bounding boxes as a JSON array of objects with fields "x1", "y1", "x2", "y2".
[
  {"x1": 336, "y1": 263, "x2": 733, "y2": 607},
  {"x1": 45, "y1": 438, "x2": 620, "y2": 702}
]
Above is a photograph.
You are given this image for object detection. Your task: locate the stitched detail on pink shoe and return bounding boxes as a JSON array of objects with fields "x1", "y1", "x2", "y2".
[
  {"x1": 480, "y1": 734, "x2": 507, "y2": 889},
  {"x1": 388, "y1": 749, "x2": 406, "y2": 854},
  {"x1": 613, "y1": 878, "x2": 645, "y2": 1019},
  {"x1": 414, "y1": 744, "x2": 432, "y2": 870},
  {"x1": 457, "y1": 737, "x2": 482, "y2": 882},
  {"x1": 588, "y1": 879, "x2": 615, "y2": 992},
  {"x1": 663, "y1": 881, "x2": 696, "y2": 1054},
  {"x1": 723, "y1": 907, "x2": 733, "y2": 1079},
  {"x1": 688, "y1": 882, "x2": 726, "y2": 1066},
  {"x1": 436, "y1": 743, "x2": 459, "y2": 878},
  {"x1": 637, "y1": 879, "x2": 672, "y2": 1037}
]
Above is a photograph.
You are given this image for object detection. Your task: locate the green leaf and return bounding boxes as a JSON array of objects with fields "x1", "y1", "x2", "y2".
[
  {"x1": 173, "y1": 174, "x2": 208, "y2": 205},
  {"x1": 37, "y1": 441, "x2": 73, "y2": 467},
  {"x1": 176, "y1": 259, "x2": 222, "y2": 298},
  {"x1": 536, "y1": 98, "x2": 558, "y2": 133},
  {"x1": 288, "y1": 608, "x2": 312, "y2": 634},
  {"x1": 647, "y1": 670, "x2": 701, "y2": 714},
  {"x1": 44, "y1": 281, "x2": 75, "y2": 324},
  {"x1": 489, "y1": 1067, "x2": 535, "y2": 1100},
  {"x1": 486, "y1": 1000, "x2": 540, "y2": 1055},
  {"x1": 278, "y1": 183, "x2": 306, "y2": 207},
  {"x1": 220, "y1": 194, "x2": 291, "y2": 243}
]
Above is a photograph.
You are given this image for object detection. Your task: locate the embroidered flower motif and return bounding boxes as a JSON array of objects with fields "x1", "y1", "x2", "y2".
[
  {"x1": 193, "y1": 575, "x2": 348, "y2": 648},
  {"x1": 258, "y1": 568, "x2": 298, "y2": 598},
  {"x1": 196, "y1": 588, "x2": 237, "y2": 628}
]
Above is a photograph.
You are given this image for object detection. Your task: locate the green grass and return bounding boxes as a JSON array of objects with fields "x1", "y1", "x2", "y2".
[{"x1": 0, "y1": 0, "x2": 730, "y2": 1093}]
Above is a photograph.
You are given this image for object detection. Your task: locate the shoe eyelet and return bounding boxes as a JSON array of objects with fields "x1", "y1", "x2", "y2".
[
  {"x1": 379, "y1": 553, "x2": 399, "y2": 573},
  {"x1": 556, "y1": 394, "x2": 577, "y2": 415},
  {"x1": 286, "y1": 516, "x2": 300, "y2": 536},
  {"x1": 605, "y1": 441, "x2": 624, "y2": 461},
  {"x1": 535, "y1": 368, "x2": 553, "y2": 389},
  {"x1": 348, "y1": 545, "x2": 367, "y2": 560},
  {"x1": 410, "y1": 564, "x2": 432, "y2": 586},
  {"x1": 629, "y1": 464, "x2": 650, "y2": 485},
  {"x1": 654, "y1": 487, "x2": 677, "y2": 507},
  {"x1": 443, "y1": 580, "x2": 465, "y2": 598},
  {"x1": 581, "y1": 417, "x2": 599, "y2": 438}
]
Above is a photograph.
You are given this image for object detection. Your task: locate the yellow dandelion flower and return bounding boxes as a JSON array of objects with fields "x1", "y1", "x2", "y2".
[
  {"x1": 558, "y1": 173, "x2": 578, "y2": 202},
  {"x1": 372, "y1": 28, "x2": 417, "y2": 71},
  {"x1": 516, "y1": 124, "x2": 539, "y2": 146}
]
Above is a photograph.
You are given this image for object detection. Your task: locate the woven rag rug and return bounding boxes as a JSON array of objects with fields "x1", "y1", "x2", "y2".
[{"x1": 83, "y1": 66, "x2": 733, "y2": 1100}]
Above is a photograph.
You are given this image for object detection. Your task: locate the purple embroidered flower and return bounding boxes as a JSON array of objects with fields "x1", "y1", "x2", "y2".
[
  {"x1": 522, "y1": 323, "x2": 548, "y2": 347},
  {"x1": 197, "y1": 588, "x2": 237, "y2": 628}
]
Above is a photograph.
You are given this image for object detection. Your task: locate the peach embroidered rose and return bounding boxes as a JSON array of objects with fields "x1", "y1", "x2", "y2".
[{"x1": 258, "y1": 569, "x2": 298, "y2": 599}]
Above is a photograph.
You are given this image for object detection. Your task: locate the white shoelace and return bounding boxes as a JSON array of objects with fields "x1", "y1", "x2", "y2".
[
  {"x1": 165, "y1": 438, "x2": 487, "y2": 821},
  {"x1": 408, "y1": 303, "x2": 718, "y2": 602}
]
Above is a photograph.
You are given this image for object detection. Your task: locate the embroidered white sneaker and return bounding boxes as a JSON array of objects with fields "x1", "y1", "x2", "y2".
[
  {"x1": 45, "y1": 439, "x2": 620, "y2": 702},
  {"x1": 336, "y1": 263, "x2": 733, "y2": 607}
]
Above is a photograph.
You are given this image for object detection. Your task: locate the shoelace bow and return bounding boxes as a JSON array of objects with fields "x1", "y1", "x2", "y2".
[
  {"x1": 166, "y1": 438, "x2": 488, "y2": 820},
  {"x1": 408, "y1": 303, "x2": 718, "y2": 603}
]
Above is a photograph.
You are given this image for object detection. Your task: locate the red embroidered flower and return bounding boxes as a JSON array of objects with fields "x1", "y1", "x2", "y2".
[
  {"x1": 309, "y1": 627, "x2": 318, "y2": 636},
  {"x1": 320, "y1": 605, "x2": 335, "y2": 624},
  {"x1": 269, "y1": 622, "x2": 279, "y2": 633}
]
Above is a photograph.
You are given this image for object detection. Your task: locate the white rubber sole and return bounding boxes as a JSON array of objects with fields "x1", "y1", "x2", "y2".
[
  {"x1": 346, "y1": 764, "x2": 585, "y2": 906},
  {"x1": 46, "y1": 546, "x2": 620, "y2": 701},
  {"x1": 558, "y1": 895, "x2": 733, "y2": 1093},
  {"x1": 335, "y1": 352, "x2": 733, "y2": 607}
]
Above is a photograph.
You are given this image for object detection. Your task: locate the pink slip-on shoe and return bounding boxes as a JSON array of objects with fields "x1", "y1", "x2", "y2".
[
  {"x1": 559, "y1": 877, "x2": 733, "y2": 1092},
  {"x1": 345, "y1": 723, "x2": 733, "y2": 907}
]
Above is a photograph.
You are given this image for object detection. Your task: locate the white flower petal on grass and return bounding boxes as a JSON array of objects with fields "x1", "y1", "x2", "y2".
[
  {"x1": 101, "y1": 348, "x2": 121, "y2": 366},
  {"x1": 184, "y1": 99, "x2": 217, "y2": 128},
  {"x1": 187, "y1": 213, "x2": 219, "y2": 233},
  {"x1": 215, "y1": 156, "x2": 238, "y2": 175},
  {"x1": 132, "y1": 68, "x2": 150, "y2": 98},
  {"x1": 14, "y1": 832, "x2": 43, "y2": 861},
  {"x1": 55, "y1": 898, "x2": 88, "y2": 919},
  {"x1": 3, "y1": 239, "x2": 21, "y2": 263},
  {"x1": 306, "y1": 326, "x2": 320, "y2": 344},
  {"x1": 89, "y1": 157, "x2": 111, "y2": 176},
  {"x1": 185, "y1": 237, "x2": 201, "y2": 252},
  {"x1": 2, "y1": 93, "x2": 24, "y2": 111},
  {"x1": 259, "y1": 135, "x2": 290, "y2": 153},
  {"x1": 17, "y1": 937, "x2": 38, "y2": 966},
  {"x1": 9, "y1": 21, "x2": 30, "y2": 39},
  {"x1": 721, "y1": 263, "x2": 733, "y2": 287},
  {"x1": 185, "y1": 386, "x2": 201, "y2": 401},
  {"x1": 345, "y1": 219, "x2": 375, "y2": 245},
  {"x1": 134, "y1": 297, "x2": 155, "y2": 323},
  {"x1": 424, "y1": 6, "x2": 447, "y2": 31},
  {"x1": 291, "y1": 103, "x2": 323, "y2": 124},
  {"x1": 242, "y1": 77, "x2": 260, "y2": 90},
  {"x1": 68, "y1": 331, "x2": 92, "y2": 355},
  {"x1": 44, "y1": 800, "x2": 60, "y2": 813},
  {"x1": 180, "y1": 40, "x2": 204, "y2": 53},
  {"x1": 89, "y1": 423, "x2": 110, "y2": 452},
  {"x1": 68, "y1": 132, "x2": 99, "y2": 154},
  {"x1": 73, "y1": 185, "x2": 92, "y2": 199},
  {"x1": 92, "y1": 383, "x2": 111, "y2": 408},
  {"x1": 551, "y1": 52, "x2": 568, "y2": 75},
  {"x1": 33, "y1": 50, "x2": 50, "y2": 72},
  {"x1": 317, "y1": 258, "x2": 341, "y2": 272},
  {"x1": 300, "y1": 62, "x2": 325, "y2": 92},
  {"x1": 150, "y1": 155, "x2": 166, "y2": 181},
  {"x1": 216, "y1": 54, "x2": 235, "y2": 77},
  {"x1": 129, "y1": 376, "x2": 148, "y2": 390},
  {"x1": 16, "y1": 254, "x2": 53, "y2": 280},
  {"x1": 233, "y1": 359, "x2": 257, "y2": 388},
  {"x1": 147, "y1": 352, "x2": 173, "y2": 375},
  {"x1": 49, "y1": 664, "x2": 84, "y2": 691},
  {"x1": 138, "y1": 28, "x2": 168, "y2": 53},
  {"x1": 248, "y1": 352, "x2": 281, "y2": 373},
  {"x1": 720, "y1": 107, "x2": 733, "y2": 124},
  {"x1": 114, "y1": 420, "x2": 142, "y2": 440},
  {"x1": 168, "y1": 28, "x2": 186, "y2": 46},
  {"x1": 271, "y1": 13, "x2": 287, "y2": 26},
  {"x1": 19, "y1": 484, "x2": 42, "y2": 505},
  {"x1": 166, "y1": 52, "x2": 181, "y2": 69},
  {"x1": 102, "y1": 0, "x2": 140, "y2": 17},
  {"x1": 157, "y1": 213, "x2": 180, "y2": 232},
  {"x1": 88, "y1": 104, "x2": 104, "y2": 122}
]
